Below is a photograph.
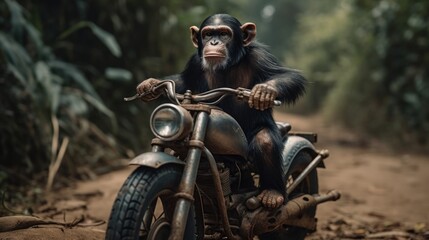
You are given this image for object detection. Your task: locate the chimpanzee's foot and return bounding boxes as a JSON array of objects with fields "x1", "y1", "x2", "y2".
[{"x1": 257, "y1": 189, "x2": 284, "y2": 208}]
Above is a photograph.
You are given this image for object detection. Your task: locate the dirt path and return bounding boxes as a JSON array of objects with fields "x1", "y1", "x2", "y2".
[
  {"x1": 275, "y1": 112, "x2": 429, "y2": 239},
  {"x1": 1, "y1": 113, "x2": 428, "y2": 239}
]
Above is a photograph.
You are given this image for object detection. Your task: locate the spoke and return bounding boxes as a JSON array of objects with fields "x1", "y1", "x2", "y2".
[
  {"x1": 139, "y1": 190, "x2": 175, "y2": 238},
  {"x1": 142, "y1": 198, "x2": 158, "y2": 232},
  {"x1": 286, "y1": 175, "x2": 294, "y2": 188},
  {"x1": 153, "y1": 210, "x2": 165, "y2": 221}
]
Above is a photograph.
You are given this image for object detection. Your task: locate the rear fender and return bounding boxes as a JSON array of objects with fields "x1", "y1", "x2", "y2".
[
  {"x1": 129, "y1": 152, "x2": 184, "y2": 168},
  {"x1": 281, "y1": 136, "x2": 324, "y2": 174}
]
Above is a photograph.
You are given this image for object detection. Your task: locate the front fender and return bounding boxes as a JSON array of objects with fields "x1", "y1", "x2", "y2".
[
  {"x1": 129, "y1": 152, "x2": 184, "y2": 168},
  {"x1": 281, "y1": 136, "x2": 321, "y2": 173}
]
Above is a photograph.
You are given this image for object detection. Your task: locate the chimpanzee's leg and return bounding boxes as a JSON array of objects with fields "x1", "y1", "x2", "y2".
[{"x1": 248, "y1": 127, "x2": 286, "y2": 208}]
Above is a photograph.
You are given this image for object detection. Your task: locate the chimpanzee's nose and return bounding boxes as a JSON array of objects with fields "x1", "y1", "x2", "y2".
[{"x1": 210, "y1": 40, "x2": 219, "y2": 45}]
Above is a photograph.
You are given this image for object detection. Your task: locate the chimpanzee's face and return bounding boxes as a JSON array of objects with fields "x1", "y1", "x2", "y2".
[
  {"x1": 200, "y1": 24, "x2": 233, "y2": 71},
  {"x1": 190, "y1": 14, "x2": 257, "y2": 72}
]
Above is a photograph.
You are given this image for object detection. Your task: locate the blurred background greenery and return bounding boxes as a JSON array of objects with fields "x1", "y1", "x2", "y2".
[{"x1": 0, "y1": 0, "x2": 428, "y2": 198}]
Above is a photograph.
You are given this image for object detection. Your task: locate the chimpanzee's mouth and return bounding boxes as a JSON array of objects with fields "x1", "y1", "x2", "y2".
[{"x1": 204, "y1": 52, "x2": 225, "y2": 58}]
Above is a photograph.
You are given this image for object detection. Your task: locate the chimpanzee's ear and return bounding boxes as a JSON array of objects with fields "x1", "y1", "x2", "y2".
[
  {"x1": 190, "y1": 26, "x2": 199, "y2": 48},
  {"x1": 241, "y1": 23, "x2": 256, "y2": 46}
]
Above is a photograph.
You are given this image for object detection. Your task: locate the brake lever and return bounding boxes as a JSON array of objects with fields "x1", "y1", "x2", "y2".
[
  {"x1": 124, "y1": 93, "x2": 142, "y2": 101},
  {"x1": 124, "y1": 80, "x2": 179, "y2": 103}
]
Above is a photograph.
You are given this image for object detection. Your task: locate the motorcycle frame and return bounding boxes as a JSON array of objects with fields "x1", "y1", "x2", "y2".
[{"x1": 129, "y1": 103, "x2": 337, "y2": 240}]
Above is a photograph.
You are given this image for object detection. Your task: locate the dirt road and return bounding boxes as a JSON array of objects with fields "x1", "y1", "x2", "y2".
[{"x1": 1, "y1": 112, "x2": 428, "y2": 239}]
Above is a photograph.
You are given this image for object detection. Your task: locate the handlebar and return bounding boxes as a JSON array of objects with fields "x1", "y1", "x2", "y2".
[{"x1": 124, "y1": 80, "x2": 282, "y2": 106}]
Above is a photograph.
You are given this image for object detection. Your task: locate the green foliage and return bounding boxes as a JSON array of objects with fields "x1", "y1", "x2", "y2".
[
  {"x1": 59, "y1": 21, "x2": 122, "y2": 58},
  {"x1": 0, "y1": 0, "x2": 242, "y2": 191},
  {"x1": 286, "y1": 0, "x2": 357, "y2": 112},
  {"x1": 2, "y1": 0, "x2": 427, "y2": 190},
  {"x1": 30, "y1": 0, "x2": 241, "y2": 153},
  {"x1": 289, "y1": 0, "x2": 429, "y2": 149},
  {"x1": 244, "y1": 0, "x2": 308, "y2": 59},
  {"x1": 0, "y1": 0, "x2": 121, "y2": 184}
]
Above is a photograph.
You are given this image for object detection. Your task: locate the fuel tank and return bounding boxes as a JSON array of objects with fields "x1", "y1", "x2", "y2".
[{"x1": 204, "y1": 108, "x2": 249, "y2": 159}]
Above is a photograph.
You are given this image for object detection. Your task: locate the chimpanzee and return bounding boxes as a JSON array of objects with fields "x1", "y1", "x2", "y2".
[{"x1": 137, "y1": 14, "x2": 306, "y2": 208}]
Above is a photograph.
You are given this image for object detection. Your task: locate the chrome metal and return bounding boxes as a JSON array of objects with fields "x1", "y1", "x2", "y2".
[
  {"x1": 150, "y1": 103, "x2": 193, "y2": 141},
  {"x1": 286, "y1": 149, "x2": 329, "y2": 195}
]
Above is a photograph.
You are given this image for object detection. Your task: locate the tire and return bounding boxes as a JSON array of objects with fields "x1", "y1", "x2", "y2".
[
  {"x1": 105, "y1": 165, "x2": 198, "y2": 240},
  {"x1": 259, "y1": 151, "x2": 319, "y2": 240}
]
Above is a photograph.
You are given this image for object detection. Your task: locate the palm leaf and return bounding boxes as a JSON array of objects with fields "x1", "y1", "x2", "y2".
[
  {"x1": 0, "y1": 33, "x2": 33, "y2": 86},
  {"x1": 64, "y1": 87, "x2": 117, "y2": 129},
  {"x1": 5, "y1": 0, "x2": 45, "y2": 56},
  {"x1": 105, "y1": 67, "x2": 133, "y2": 82},
  {"x1": 5, "y1": 0, "x2": 26, "y2": 39},
  {"x1": 47, "y1": 60, "x2": 101, "y2": 101},
  {"x1": 59, "y1": 21, "x2": 122, "y2": 57},
  {"x1": 34, "y1": 61, "x2": 62, "y2": 114}
]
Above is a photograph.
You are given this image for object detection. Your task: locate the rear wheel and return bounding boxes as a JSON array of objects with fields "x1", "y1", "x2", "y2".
[
  {"x1": 259, "y1": 151, "x2": 319, "y2": 240},
  {"x1": 105, "y1": 165, "x2": 198, "y2": 240}
]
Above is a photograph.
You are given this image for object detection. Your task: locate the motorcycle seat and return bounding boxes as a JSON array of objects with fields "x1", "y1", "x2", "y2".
[{"x1": 276, "y1": 122, "x2": 292, "y2": 137}]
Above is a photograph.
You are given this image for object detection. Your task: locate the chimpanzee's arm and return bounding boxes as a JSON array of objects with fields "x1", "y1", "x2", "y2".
[
  {"x1": 266, "y1": 70, "x2": 306, "y2": 104},
  {"x1": 251, "y1": 44, "x2": 306, "y2": 104}
]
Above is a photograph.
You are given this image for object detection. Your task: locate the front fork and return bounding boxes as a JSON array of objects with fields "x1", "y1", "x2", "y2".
[{"x1": 166, "y1": 111, "x2": 210, "y2": 240}]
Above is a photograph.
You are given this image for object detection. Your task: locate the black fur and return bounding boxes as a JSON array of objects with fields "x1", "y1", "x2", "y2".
[{"x1": 172, "y1": 14, "x2": 306, "y2": 194}]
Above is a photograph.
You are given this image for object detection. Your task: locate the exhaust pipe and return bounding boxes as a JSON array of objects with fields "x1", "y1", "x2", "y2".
[{"x1": 240, "y1": 190, "x2": 341, "y2": 239}]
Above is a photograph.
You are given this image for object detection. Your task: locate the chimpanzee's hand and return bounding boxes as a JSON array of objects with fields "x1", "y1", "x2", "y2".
[
  {"x1": 136, "y1": 78, "x2": 163, "y2": 101},
  {"x1": 249, "y1": 83, "x2": 278, "y2": 110}
]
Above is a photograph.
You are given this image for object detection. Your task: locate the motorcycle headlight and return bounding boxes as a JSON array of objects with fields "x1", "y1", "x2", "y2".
[{"x1": 150, "y1": 103, "x2": 193, "y2": 141}]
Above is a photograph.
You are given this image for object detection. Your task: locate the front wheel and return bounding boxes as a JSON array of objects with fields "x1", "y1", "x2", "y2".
[
  {"x1": 105, "y1": 165, "x2": 198, "y2": 240},
  {"x1": 259, "y1": 151, "x2": 319, "y2": 240}
]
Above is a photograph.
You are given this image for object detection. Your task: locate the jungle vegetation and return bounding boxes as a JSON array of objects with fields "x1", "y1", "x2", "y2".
[{"x1": 1, "y1": 0, "x2": 427, "y2": 205}]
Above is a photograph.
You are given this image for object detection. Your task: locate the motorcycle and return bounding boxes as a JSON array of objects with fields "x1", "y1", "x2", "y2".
[{"x1": 106, "y1": 80, "x2": 340, "y2": 240}]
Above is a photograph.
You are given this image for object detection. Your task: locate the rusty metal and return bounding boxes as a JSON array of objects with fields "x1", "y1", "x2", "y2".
[
  {"x1": 174, "y1": 192, "x2": 195, "y2": 202},
  {"x1": 203, "y1": 147, "x2": 240, "y2": 240},
  {"x1": 188, "y1": 140, "x2": 205, "y2": 149},
  {"x1": 181, "y1": 103, "x2": 213, "y2": 113},
  {"x1": 289, "y1": 132, "x2": 318, "y2": 143},
  {"x1": 120, "y1": 85, "x2": 344, "y2": 239},
  {"x1": 205, "y1": 109, "x2": 249, "y2": 158},
  {"x1": 151, "y1": 138, "x2": 165, "y2": 146},
  {"x1": 129, "y1": 152, "x2": 184, "y2": 168},
  {"x1": 314, "y1": 190, "x2": 341, "y2": 204},
  {"x1": 151, "y1": 142, "x2": 164, "y2": 152},
  {"x1": 240, "y1": 190, "x2": 341, "y2": 239},
  {"x1": 151, "y1": 138, "x2": 189, "y2": 150},
  {"x1": 168, "y1": 111, "x2": 210, "y2": 240},
  {"x1": 236, "y1": 87, "x2": 282, "y2": 106},
  {"x1": 286, "y1": 149, "x2": 329, "y2": 195}
]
